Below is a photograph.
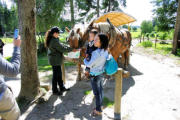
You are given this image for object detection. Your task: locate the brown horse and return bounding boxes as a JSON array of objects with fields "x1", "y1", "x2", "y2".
[{"x1": 66, "y1": 20, "x2": 132, "y2": 80}]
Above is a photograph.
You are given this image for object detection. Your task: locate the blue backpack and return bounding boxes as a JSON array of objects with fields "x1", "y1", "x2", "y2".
[{"x1": 105, "y1": 54, "x2": 118, "y2": 75}]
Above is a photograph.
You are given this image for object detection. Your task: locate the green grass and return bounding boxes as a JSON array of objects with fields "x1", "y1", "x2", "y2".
[
  {"x1": 153, "y1": 43, "x2": 180, "y2": 57},
  {"x1": 0, "y1": 32, "x2": 69, "y2": 44},
  {"x1": 38, "y1": 53, "x2": 76, "y2": 72},
  {"x1": 138, "y1": 42, "x2": 180, "y2": 57},
  {"x1": 60, "y1": 32, "x2": 69, "y2": 42},
  {"x1": 140, "y1": 41, "x2": 153, "y2": 48},
  {"x1": 84, "y1": 90, "x2": 92, "y2": 95},
  {"x1": 38, "y1": 53, "x2": 52, "y2": 72},
  {"x1": 103, "y1": 97, "x2": 114, "y2": 107},
  {"x1": 64, "y1": 61, "x2": 76, "y2": 66},
  {"x1": 5, "y1": 56, "x2": 12, "y2": 61},
  {"x1": 0, "y1": 37, "x2": 13, "y2": 43},
  {"x1": 131, "y1": 31, "x2": 141, "y2": 39}
]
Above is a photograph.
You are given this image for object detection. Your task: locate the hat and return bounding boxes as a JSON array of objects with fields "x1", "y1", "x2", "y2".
[{"x1": 51, "y1": 26, "x2": 63, "y2": 33}]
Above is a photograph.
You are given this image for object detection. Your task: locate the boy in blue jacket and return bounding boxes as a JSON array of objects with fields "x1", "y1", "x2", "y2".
[{"x1": 85, "y1": 29, "x2": 98, "y2": 77}]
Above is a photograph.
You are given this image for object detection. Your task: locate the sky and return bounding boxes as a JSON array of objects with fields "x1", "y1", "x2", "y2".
[
  {"x1": 1, "y1": 0, "x2": 13, "y2": 8},
  {"x1": 121, "y1": 0, "x2": 154, "y2": 26},
  {"x1": 2, "y1": 0, "x2": 154, "y2": 26}
]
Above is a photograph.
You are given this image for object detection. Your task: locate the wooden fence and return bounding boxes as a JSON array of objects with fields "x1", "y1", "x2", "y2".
[{"x1": 139, "y1": 37, "x2": 180, "y2": 49}]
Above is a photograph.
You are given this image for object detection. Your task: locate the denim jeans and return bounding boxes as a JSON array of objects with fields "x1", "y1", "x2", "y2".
[
  {"x1": 52, "y1": 65, "x2": 65, "y2": 92},
  {"x1": 90, "y1": 74, "x2": 104, "y2": 112}
]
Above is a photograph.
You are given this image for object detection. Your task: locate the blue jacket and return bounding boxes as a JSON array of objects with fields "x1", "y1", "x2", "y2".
[{"x1": 84, "y1": 48, "x2": 108, "y2": 76}]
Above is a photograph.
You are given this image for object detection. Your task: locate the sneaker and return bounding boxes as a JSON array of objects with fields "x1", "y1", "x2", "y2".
[
  {"x1": 53, "y1": 91, "x2": 62, "y2": 96},
  {"x1": 61, "y1": 87, "x2": 70, "y2": 92}
]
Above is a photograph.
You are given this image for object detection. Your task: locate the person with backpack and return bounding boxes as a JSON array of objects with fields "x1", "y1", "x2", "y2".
[{"x1": 84, "y1": 33, "x2": 109, "y2": 116}]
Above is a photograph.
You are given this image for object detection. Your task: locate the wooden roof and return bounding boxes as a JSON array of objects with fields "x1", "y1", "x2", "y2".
[{"x1": 95, "y1": 11, "x2": 136, "y2": 26}]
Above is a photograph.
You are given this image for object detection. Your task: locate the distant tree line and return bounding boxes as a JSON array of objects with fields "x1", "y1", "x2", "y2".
[{"x1": 0, "y1": 2, "x2": 18, "y2": 36}]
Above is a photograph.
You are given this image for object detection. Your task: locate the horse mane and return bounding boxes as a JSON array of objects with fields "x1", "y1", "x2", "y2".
[
  {"x1": 93, "y1": 22, "x2": 111, "y2": 33},
  {"x1": 72, "y1": 22, "x2": 128, "y2": 48}
]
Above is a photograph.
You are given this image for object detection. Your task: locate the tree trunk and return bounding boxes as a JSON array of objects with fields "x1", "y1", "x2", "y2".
[
  {"x1": 18, "y1": 0, "x2": 40, "y2": 100},
  {"x1": 178, "y1": 41, "x2": 180, "y2": 48},
  {"x1": 172, "y1": 0, "x2": 180, "y2": 54},
  {"x1": 70, "y1": 0, "x2": 75, "y2": 27},
  {"x1": 108, "y1": 0, "x2": 111, "y2": 12},
  {"x1": 97, "y1": 0, "x2": 100, "y2": 17}
]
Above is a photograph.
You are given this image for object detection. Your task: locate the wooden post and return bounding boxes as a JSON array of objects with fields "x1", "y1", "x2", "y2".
[
  {"x1": 113, "y1": 68, "x2": 129, "y2": 120},
  {"x1": 113, "y1": 68, "x2": 123, "y2": 120},
  {"x1": 155, "y1": 36, "x2": 158, "y2": 49},
  {"x1": 63, "y1": 56, "x2": 79, "y2": 82},
  {"x1": 61, "y1": 60, "x2": 66, "y2": 84}
]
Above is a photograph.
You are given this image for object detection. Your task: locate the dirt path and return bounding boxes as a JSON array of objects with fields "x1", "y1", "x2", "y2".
[
  {"x1": 3, "y1": 43, "x2": 14, "y2": 57},
  {"x1": 20, "y1": 54, "x2": 180, "y2": 120},
  {"x1": 3, "y1": 42, "x2": 180, "y2": 120}
]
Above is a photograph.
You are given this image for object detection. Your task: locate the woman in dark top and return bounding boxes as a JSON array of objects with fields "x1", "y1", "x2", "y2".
[{"x1": 45, "y1": 26, "x2": 77, "y2": 95}]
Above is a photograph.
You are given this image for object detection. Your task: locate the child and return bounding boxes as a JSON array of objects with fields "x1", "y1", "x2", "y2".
[
  {"x1": 85, "y1": 29, "x2": 98, "y2": 77},
  {"x1": 0, "y1": 39, "x2": 5, "y2": 55}
]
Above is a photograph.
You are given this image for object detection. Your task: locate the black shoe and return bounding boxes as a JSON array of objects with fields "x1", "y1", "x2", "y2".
[
  {"x1": 53, "y1": 91, "x2": 62, "y2": 96},
  {"x1": 61, "y1": 87, "x2": 70, "y2": 92}
]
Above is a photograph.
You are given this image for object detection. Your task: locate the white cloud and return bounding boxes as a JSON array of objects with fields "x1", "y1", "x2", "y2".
[{"x1": 121, "y1": 0, "x2": 154, "y2": 26}]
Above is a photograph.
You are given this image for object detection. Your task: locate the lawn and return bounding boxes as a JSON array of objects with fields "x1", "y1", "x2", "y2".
[
  {"x1": 6, "y1": 52, "x2": 76, "y2": 72},
  {"x1": 38, "y1": 53, "x2": 76, "y2": 72},
  {"x1": 131, "y1": 31, "x2": 141, "y2": 39},
  {"x1": 138, "y1": 42, "x2": 180, "y2": 57},
  {"x1": 103, "y1": 97, "x2": 114, "y2": 108},
  {"x1": 0, "y1": 32, "x2": 69, "y2": 44},
  {"x1": 0, "y1": 37, "x2": 13, "y2": 43}
]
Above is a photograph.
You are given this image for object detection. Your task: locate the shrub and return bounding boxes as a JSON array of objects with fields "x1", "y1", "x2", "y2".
[
  {"x1": 158, "y1": 32, "x2": 168, "y2": 40},
  {"x1": 141, "y1": 41, "x2": 153, "y2": 48}
]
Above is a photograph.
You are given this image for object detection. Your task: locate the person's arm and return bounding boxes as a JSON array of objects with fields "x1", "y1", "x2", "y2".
[
  {"x1": 53, "y1": 39, "x2": 73, "y2": 53},
  {"x1": 0, "y1": 46, "x2": 21, "y2": 78},
  {"x1": 84, "y1": 50, "x2": 102, "y2": 68},
  {"x1": 86, "y1": 43, "x2": 90, "y2": 54}
]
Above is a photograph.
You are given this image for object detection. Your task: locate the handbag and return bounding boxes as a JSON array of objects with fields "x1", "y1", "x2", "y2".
[{"x1": 105, "y1": 54, "x2": 118, "y2": 75}]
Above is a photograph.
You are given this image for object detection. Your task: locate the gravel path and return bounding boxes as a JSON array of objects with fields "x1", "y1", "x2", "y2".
[
  {"x1": 3, "y1": 43, "x2": 14, "y2": 57},
  {"x1": 3, "y1": 42, "x2": 180, "y2": 120},
  {"x1": 20, "y1": 52, "x2": 180, "y2": 120}
]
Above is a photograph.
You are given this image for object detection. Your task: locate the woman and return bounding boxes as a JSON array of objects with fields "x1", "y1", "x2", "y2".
[
  {"x1": 45, "y1": 26, "x2": 77, "y2": 95},
  {"x1": 84, "y1": 33, "x2": 109, "y2": 116}
]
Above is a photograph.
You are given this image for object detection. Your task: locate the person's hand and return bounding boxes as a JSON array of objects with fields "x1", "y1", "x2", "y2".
[
  {"x1": 72, "y1": 49, "x2": 77, "y2": 52},
  {"x1": 86, "y1": 54, "x2": 89, "y2": 58},
  {"x1": 85, "y1": 71, "x2": 90, "y2": 78},
  {"x1": 72, "y1": 49, "x2": 81, "y2": 52},
  {"x1": 14, "y1": 36, "x2": 21, "y2": 47}
]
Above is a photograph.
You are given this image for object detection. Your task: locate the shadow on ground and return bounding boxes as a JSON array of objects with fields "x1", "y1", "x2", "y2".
[
  {"x1": 23, "y1": 64, "x2": 142, "y2": 120},
  {"x1": 24, "y1": 81, "x2": 102, "y2": 120}
]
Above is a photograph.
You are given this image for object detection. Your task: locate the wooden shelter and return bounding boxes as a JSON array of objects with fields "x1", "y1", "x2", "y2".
[{"x1": 94, "y1": 11, "x2": 136, "y2": 27}]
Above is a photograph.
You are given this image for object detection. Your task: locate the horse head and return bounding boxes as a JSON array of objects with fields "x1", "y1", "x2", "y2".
[{"x1": 66, "y1": 27, "x2": 83, "y2": 49}]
